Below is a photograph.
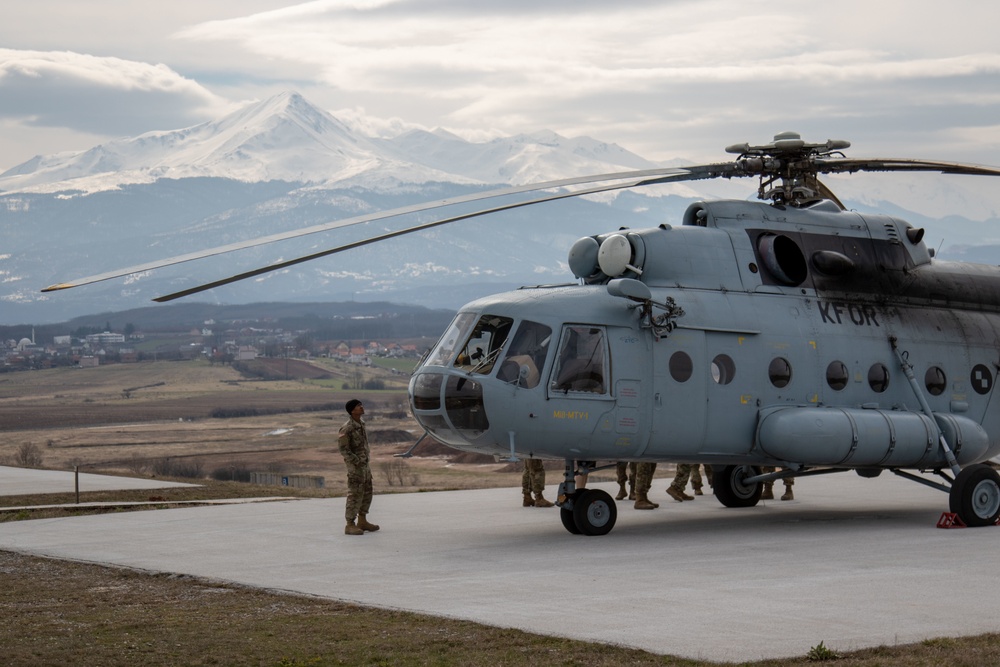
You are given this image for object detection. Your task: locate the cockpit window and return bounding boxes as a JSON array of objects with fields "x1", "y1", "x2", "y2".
[
  {"x1": 424, "y1": 312, "x2": 477, "y2": 368},
  {"x1": 550, "y1": 326, "x2": 608, "y2": 394},
  {"x1": 453, "y1": 314, "x2": 514, "y2": 375},
  {"x1": 497, "y1": 320, "x2": 552, "y2": 388}
]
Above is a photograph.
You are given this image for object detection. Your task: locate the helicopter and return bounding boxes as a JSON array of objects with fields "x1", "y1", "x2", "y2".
[{"x1": 43, "y1": 130, "x2": 1000, "y2": 536}]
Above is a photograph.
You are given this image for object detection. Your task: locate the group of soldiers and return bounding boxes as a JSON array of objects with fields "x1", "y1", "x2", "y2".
[{"x1": 522, "y1": 460, "x2": 794, "y2": 509}]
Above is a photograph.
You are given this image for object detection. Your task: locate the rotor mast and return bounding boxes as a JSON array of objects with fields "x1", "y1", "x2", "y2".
[{"x1": 725, "y1": 131, "x2": 851, "y2": 206}]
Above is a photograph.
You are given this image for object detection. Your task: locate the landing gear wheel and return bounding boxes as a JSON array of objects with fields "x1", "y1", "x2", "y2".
[
  {"x1": 714, "y1": 464, "x2": 763, "y2": 508},
  {"x1": 560, "y1": 497, "x2": 582, "y2": 535},
  {"x1": 950, "y1": 464, "x2": 1000, "y2": 527},
  {"x1": 572, "y1": 489, "x2": 618, "y2": 536}
]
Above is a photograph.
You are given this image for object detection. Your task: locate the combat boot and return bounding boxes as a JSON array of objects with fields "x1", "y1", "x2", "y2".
[
  {"x1": 628, "y1": 480, "x2": 636, "y2": 501},
  {"x1": 634, "y1": 491, "x2": 658, "y2": 510},
  {"x1": 666, "y1": 486, "x2": 687, "y2": 502},
  {"x1": 533, "y1": 492, "x2": 554, "y2": 508},
  {"x1": 345, "y1": 519, "x2": 364, "y2": 536},
  {"x1": 357, "y1": 514, "x2": 380, "y2": 532},
  {"x1": 761, "y1": 482, "x2": 774, "y2": 500},
  {"x1": 692, "y1": 483, "x2": 704, "y2": 496},
  {"x1": 615, "y1": 482, "x2": 627, "y2": 500},
  {"x1": 781, "y1": 487, "x2": 794, "y2": 501},
  {"x1": 523, "y1": 492, "x2": 535, "y2": 507}
]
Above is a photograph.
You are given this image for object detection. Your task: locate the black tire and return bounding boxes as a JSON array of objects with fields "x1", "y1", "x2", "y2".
[
  {"x1": 560, "y1": 506, "x2": 582, "y2": 534},
  {"x1": 950, "y1": 464, "x2": 1000, "y2": 527},
  {"x1": 572, "y1": 489, "x2": 618, "y2": 536},
  {"x1": 713, "y1": 464, "x2": 763, "y2": 508}
]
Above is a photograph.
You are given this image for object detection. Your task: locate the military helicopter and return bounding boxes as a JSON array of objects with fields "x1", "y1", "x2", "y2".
[{"x1": 44, "y1": 131, "x2": 1000, "y2": 536}]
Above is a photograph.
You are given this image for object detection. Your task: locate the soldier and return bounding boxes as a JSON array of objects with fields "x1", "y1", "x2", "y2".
[
  {"x1": 634, "y1": 462, "x2": 659, "y2": 510},
  {"x1": 521, "y1": 458, "x2": 554, "y2": 507},
  {"x1": 338, "y1": 399, "x2": 379, "y2": 536},
  {"x1": 667, "y1": 464, "x2": 697, "y2": 502},
  {"x1": 761, "y1": 466, "x2": 794, "y2": 500},
  {"x1": 689, "y1": 464, "x2": 714, "y2": 496},
  {"x1": 615, "y1": 461, "x2": 637, "y2": 500}
]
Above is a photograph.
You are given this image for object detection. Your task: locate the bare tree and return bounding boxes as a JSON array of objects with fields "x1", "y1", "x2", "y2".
[{"x1": 14, "y1": 443, "x2": 43, "y2": 468}]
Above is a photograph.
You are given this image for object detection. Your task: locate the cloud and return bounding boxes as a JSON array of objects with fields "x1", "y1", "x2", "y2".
[{"x1": 0, "y1": 49, "x2": 232, "y2": 135}]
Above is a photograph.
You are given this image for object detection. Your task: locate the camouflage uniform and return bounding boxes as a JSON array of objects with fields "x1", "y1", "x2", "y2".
[
  {"x1": 689, "y1": 464, "x2": 714, "y2": 493},
  {"x1": 615, "y1": 461, "x2": 637, "y2": 500},
  {"x1": 761, "y1": 466, "x2": 794, "y2": 500},
  {"x1": 339, "y1": 416, "x2": 373, "y2": 522},
  {"x1": 667, "y1": 464, "x2": 696, "y2": 501},
  {"x1": 522, "y1": 458, "x2": 546, "y2": 494},
  {"x1": 635, "y1": 462, "x2": 656, "y2": 492},
  {"x1": 521, "y1": 458, "x2": 553, "y2": 507},
  {"x1": 634, "y1": 462, "x2": 658, "y2": 509}
]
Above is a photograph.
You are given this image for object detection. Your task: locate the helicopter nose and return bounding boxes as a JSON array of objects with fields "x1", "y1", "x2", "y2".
[{"x1": 410, "y1": 370, "x2": 490, "y2": 447}]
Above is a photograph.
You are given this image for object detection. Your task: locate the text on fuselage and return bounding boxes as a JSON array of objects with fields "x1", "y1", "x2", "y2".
[{"x1": 818, "y1": 301, "x2": 879, "y2": 327}]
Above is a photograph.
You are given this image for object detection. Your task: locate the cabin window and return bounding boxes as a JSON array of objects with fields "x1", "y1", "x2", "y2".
[
  {"x1": 497, "y1": 320, "x2": 552, "y2": 388},
  {"x1": 711, "y1": 354, "x2": 736, "y2": 385},
  {"x1": 924, "y1": 367, "x2": 946, "y2": 396},
  {"x1": 452, "y1": 314, "x2": 514, "y2": 375},
  {"x1": 971, "y1": 364, "x2": 993, "y2": 395},
  {"x1": 868, "y1": 363, "x2": 890, "y2": 393},
  {"x1": 826, "y1": 361, "x2": 849, "y2": 391},
  {"x1": 669, "y1": 351, "x2": 693, "y2": 383},
  {"x1": 768, "y1": 357, "x2": 792, "y2": 388},
  {"x1": 550, "y1": 326, "x2": 608, "y2": 394}
]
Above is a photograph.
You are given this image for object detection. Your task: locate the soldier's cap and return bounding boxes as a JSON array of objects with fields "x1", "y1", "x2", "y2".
[{"x1": 345, "y1": 399, "x2": 362, "y2": 414}]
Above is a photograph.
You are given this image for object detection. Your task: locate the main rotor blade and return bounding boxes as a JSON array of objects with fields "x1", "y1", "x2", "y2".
[
  {"x1": 152, "y1": 166, "x2": 727, "y2": 302},
  {"x1": 814, "y1": 157, "x2": 1000, "y2": 178},
  {"x1": 41, "y1": 164, "x2": 719, "y2": 293}
]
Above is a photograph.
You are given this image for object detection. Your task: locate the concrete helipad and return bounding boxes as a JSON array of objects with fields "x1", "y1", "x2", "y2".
[{"x1": 1, "y1": 470, "x2": 998, "y2": 662}]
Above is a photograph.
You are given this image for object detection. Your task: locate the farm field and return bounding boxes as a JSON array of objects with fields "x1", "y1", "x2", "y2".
[{"x1": 0, "y1": 358, "x2": 532, "y2": 501}]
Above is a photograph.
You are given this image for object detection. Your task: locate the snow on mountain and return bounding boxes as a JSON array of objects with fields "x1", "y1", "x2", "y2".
[
  {"x1": 0, "y1": 92, "x2": 463, "y2": 194},
  {"x1": 0, "y1": 92, "x2": 664, "y2": 196}
]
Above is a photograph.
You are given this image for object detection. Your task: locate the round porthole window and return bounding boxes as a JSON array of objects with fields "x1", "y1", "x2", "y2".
[
  {"x1": 924, "y1": 366, "x2": 946, "y2": 396},
  {"x1": 669, "y1": 351, "x2": 693, "y2": 383},
  {"x1": 868, "y1": 363, "x2": 889, "y2": 393},
  {"x1": 826, "y1": 361, "x2": 849, "y2": 391},
  {"x1": 768, "y1": 357, "x2": 792, "y2": 388},
  {"x1": 711, "y1": 354, "x2": 736, "y2": 385}
]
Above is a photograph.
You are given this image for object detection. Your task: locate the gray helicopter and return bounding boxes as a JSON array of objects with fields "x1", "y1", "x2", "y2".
[{"x1": 45, "y1": 131, "x2": 1000, "y2": 536}]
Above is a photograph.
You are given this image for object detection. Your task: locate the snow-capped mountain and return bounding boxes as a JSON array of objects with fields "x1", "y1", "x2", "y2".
[
  {"x1": 0, "y1": 92, "x2": 465, "y2": 194},
  {"x1": 1, "y1": 90, "x2": 999, "y2": 326},
  {"x1": 0, "y1": 92, "x2": 658, "y2": 195}
]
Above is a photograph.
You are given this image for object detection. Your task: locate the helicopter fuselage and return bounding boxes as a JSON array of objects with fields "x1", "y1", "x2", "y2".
[{"x1": 409, "y1": 198, "x2": 1000, "y2": 473}]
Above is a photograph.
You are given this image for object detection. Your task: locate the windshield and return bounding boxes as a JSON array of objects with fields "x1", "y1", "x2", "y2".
[
  {"x1": 453, "y1": 315, "x2": 514, "y2": 375},
  {"x1": 423, "y1": 312, "x2": 478, "y2": 368}
]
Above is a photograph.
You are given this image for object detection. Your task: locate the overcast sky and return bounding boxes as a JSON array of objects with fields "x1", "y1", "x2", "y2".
[{"x1": 3, "y1": 1, "x2": 1000, "y2": 173}]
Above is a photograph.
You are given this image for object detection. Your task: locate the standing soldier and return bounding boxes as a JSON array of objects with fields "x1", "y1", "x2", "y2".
[
  {"x1": 634, "y1": 462, "x2": 659, "y2": 510},
  {"x1": 521, "y1": 458, "x2": 554, "y2": 507},
  {"x1": 339, "y1": 399, "x2": 379, "y2": 536}
]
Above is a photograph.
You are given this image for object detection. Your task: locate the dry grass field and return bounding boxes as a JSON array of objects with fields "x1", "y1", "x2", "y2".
[{"x1": 0, "y1": 358, "x2": 538, "y2": 497}]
